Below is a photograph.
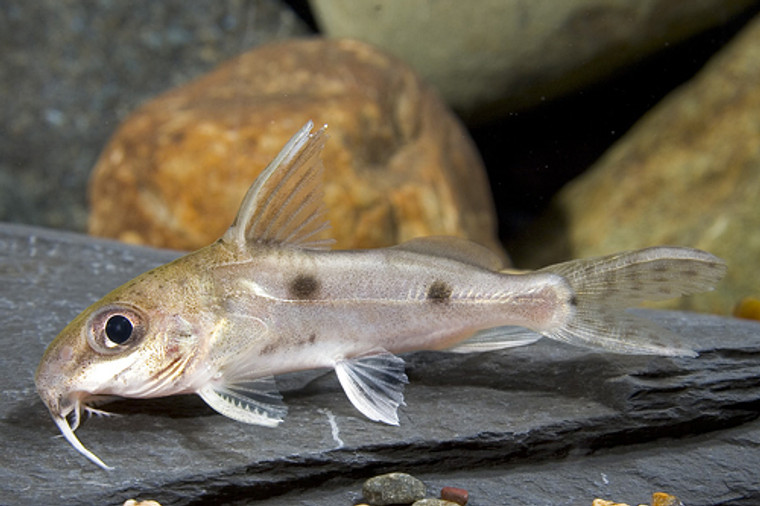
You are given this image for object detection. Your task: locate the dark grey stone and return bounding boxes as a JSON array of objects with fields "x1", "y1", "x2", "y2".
[
  {"x1": 0, "y1": 0, "x2": 309, "y2": 231},
  {"x1": 1, "y1": 222, "x2": 759, "y2": 505}
]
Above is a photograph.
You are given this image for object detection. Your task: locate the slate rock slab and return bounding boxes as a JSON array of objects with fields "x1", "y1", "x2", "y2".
[{"x1": 1, "y1": 222, "x2": 759, "y2": 505}]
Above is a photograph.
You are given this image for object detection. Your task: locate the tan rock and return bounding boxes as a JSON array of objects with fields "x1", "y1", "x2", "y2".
[
  {"x1": 123, "y1": 500, "x2": 161, "y2": 506},
  {"x1": 88, "y1": 38, "x2": 503, "y2": 260},
  {"x1": 513, "y1": 14, "x2": 760, "y2": 313},
  {"x1": 592, "y1": 500, "x2": 630, "y2": 506},
  {"x1": 311, "y1": 0, "x2": 758, "y2": 121},
  {"x1": 412, "y1": 499, "x2": 460, "y2": 506}
]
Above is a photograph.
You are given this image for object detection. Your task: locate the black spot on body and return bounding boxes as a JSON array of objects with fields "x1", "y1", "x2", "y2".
[
  {"x1": 289, "y1": 274, "x2": 320, "y2": 299},
  {"x1": 569, "y1": 294, "x2": 578, "y2": 307},
  {"x1": 427, "y1": 280, "x2": 453, "y2": 303},
  {"x1": 308, "y1": 333, "x2": 317, "y2": 344},
  {"x1": 261, "y1": 342, "x2": 278, "y2": 355}
]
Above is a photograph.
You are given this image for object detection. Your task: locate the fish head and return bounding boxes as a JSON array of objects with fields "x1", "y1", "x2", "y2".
[{"x1": 35, "y1": 259, "x2": 214, "y2": 469}]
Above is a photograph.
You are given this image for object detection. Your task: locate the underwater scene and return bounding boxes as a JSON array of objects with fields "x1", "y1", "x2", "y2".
[{"x1": 2, "y1": 1, "x2": 760, "y2": 505}]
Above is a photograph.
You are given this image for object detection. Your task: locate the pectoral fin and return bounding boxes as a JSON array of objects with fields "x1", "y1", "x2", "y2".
[
  {"x1": 334, "y1": 350, "x2": 408, "y2": 425},
  {"x1": 198, "y1": 376, "x2": 287, "y2": 427}
]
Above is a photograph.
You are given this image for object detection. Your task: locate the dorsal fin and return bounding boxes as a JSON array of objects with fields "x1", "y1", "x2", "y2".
[
  {"x1": 392, "y1": 236, "x2": 504, "y2": 271},
  {"x1": 223, "y1": 121, "x2": 334, "y2": 250}
]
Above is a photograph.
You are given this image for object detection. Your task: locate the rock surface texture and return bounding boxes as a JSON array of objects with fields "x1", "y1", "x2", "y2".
[
  {"x1": 513, "y1": 13, "x2": 760, "y2": 314},
  {"x1": 2, "y1": 223, "x2": 760, "y2": 505},
  {"x1": 311, "y1": 0, "x2": 759, "y2": 121},
  {"x1": 87, "y1": 38, "x2": 501, "y2": 257}
]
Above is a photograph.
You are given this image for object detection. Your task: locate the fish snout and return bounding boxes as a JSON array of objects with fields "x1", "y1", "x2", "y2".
[
  {"x1": 36, "y1": 384, "x2": 77, "y2": 423},
  {"x1": 35, "y1": 368, "x2": 113, "y2": 470},
  {"x1": 35, "y1": 343, "x2": 89, "y2": 434}
]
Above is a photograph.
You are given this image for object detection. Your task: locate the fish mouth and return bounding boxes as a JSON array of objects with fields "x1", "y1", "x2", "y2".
[{"x1": 43, "y1": 394, "x2": 113, "y2": 470}]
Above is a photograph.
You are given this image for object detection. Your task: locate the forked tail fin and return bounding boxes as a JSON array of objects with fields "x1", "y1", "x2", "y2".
[{"x1": 537, "y1": 246, "x2": 727, "y2": 356}]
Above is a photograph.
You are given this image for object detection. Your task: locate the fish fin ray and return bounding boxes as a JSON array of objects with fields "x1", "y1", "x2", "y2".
[
  {"x1": 223, "y1": 121, "x2": 334, "y2": 250},
  {"x1": 334, "y1": 350, "x2": 408, "y2": 425},
  {"x1": 198, "y1": 376, "x2": 287, "y2": 427},
  {"x1": 84, "y1": 406, "x2": 120, "y2": 419},
  {"x1": 447, "y1": 326, "x2": 542, "y2": 353},
  {"x1": 539, "y1": 247, "x2": 726, "y2": 356},
  {"x1": 391, "y1": 236, "x2": 504, "y2": 270},
  {"x1": 548, "y1": 306, "x2": 697, "y2": 356}
]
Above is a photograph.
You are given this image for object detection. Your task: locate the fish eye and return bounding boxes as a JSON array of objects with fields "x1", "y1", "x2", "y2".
[
  {"x1": 105, "y1": 314, "x2": 133, "y2": 344},
  {"x1": 87, "y1": 305, "x2": 147, "y2": 355}
]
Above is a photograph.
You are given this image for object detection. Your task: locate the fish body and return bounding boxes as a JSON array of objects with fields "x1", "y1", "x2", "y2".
[{"x1": 35, "y1": 122, "x2": 727, "y2": 469}]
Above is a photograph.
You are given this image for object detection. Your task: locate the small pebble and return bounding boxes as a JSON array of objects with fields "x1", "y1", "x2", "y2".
[
  {"x1": 413, "y1": 499, "x2": 460, "y2": 506},
  {"x1": 593, "y1": 494, "x2": 681, "y2": 506},
  {"x1": 734, "y1": 297, "x2": 760, "y2": 321},
  {"x1": 123, "y1": 500, "x2": 162, "y2": 506},
  {"x1": 362, "y1": 472, "x2": 426, "y2": 506},
  {"x1": 440, "y1": 486, "x2": 468, "y2": 505},
  {"x1": 651, "y1": 492, "x2": 683, "y2": 506}
]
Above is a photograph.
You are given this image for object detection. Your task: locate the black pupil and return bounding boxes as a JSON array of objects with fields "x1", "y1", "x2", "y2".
[{"x1": 105, "y1": 314, "x2": 133, "y2": 344}]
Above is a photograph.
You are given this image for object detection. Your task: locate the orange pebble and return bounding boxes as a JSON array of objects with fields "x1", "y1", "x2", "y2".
[
  {"x1": 733, "y1": 297, "x2": 760, "y2": 321},
  {"x1": 652, "y1": 492, "x2": 682, "y2": 506}
]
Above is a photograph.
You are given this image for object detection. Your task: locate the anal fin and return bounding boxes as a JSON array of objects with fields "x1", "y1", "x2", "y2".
[
  {"x1": 334, "y1": 350, "x2": 408, "y2": 425},
  {"x1": 447, "y1": 326, "x2": 543, "y2": 353},
  {"x1": 198, "y1": 376, "x2": 287, "y2": 427}
]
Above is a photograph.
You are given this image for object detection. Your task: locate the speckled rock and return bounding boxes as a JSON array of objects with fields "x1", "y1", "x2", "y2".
[
  {"x1": 362, "y1": 472, "x2": 427, "y2": 506},
  {"x1": 311, "y1": 0, "x2": 758, "y2": 121},
  {"x1": 87, "y1": 38, "x2": 502, "y2": 257},
  {"x1": 512, "y1": 13, "x2": 760, "y2": 314}
]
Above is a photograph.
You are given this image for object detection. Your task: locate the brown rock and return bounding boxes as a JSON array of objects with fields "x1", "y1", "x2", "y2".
[
  {"x1": 513, "y1": 14, "x2": 760, "y2": 313},
  {"x1": 88, "y1": 38, "x2": 503, "y2": 259},
  {"x1": 440, "y1": 486, "x2": 468, "y2": 505}
]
